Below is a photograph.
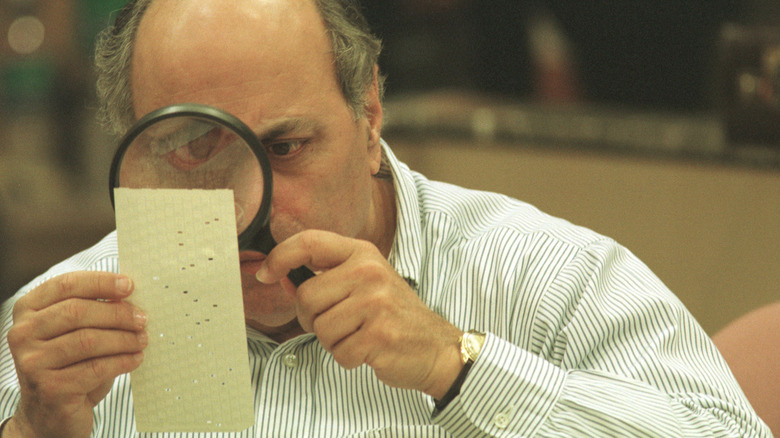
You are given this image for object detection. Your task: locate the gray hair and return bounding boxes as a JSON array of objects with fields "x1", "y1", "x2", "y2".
[{"x1": 94, "y1": 0, "x2": 385, "y2": 136}]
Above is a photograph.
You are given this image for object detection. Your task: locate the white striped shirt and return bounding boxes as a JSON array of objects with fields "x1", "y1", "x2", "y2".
[{"x1": 0, "y1": 144, "x2": 771, "y2": 437}]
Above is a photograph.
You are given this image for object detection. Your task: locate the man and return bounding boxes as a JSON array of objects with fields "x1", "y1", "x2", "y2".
[{"x1": 0, "y1": 0, "x2": 771, "y2": 437}]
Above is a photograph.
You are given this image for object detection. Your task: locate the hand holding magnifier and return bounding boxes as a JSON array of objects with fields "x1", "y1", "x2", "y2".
[{"x1": 109, "y1": 103, "x2": 315, "y2": 286}]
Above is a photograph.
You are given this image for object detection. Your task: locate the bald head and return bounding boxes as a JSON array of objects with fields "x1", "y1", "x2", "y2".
[
  {"x1": 95, "y1": 0, "x2": 384, "y2": 134},
  {"x1": 135, "y1": 0, "x2": 319, "y2": 67},
  {"x1": 131, "y1": 0, "x2": 340, "y2": 117}
]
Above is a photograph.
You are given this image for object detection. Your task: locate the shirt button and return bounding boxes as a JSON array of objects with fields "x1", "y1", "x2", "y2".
[
  {"x1": 493, "y1": 412, "x2": 510, "y2": 429},
  {"x1": 282, "y1": 353, "x2": 299, "y2": 368}
]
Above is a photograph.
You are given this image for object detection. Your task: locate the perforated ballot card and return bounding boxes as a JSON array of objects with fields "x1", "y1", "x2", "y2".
[{"x1": 114, "y1": 188, "x2": 254, "y2": 433}]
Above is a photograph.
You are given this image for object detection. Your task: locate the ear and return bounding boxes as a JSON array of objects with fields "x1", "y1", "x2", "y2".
[{"x1": 364, "y1": 65, "x2": 384, "y2": 175}]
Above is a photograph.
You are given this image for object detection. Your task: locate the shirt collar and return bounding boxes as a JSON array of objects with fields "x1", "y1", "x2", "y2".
[
  {"x1": 382, "y1": 141, "x2": 423, "y2": 289},
  {"x1": 245, "y1": 324, "x2": 318, "y2": 347}
]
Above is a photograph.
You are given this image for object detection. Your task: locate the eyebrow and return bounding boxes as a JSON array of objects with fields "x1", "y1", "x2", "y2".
[{"x1": 255, "y1": 118, "x2": 319, "y2": 142}]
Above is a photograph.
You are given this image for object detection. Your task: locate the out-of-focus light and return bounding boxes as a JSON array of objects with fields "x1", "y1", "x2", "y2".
[
  {"x1": 7, "y1": 15, "x2": 45, "y2": 55},
  {"x1": 738, "y1": 72, "x2": 758, "y2": 97}
]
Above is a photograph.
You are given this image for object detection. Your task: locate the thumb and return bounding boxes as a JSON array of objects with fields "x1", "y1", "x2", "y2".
[{"x1": 255, "y1": 230, "x2": 356, "y2": 283}]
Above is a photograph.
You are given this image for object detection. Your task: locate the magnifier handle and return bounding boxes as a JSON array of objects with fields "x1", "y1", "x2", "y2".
[{"x1": 288, "y1": 265, "x2": 315, "y2": 287}]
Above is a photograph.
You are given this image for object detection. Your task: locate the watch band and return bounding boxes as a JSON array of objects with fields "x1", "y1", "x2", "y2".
[
  {"x1": 432, "y1": 358, "x2": 473, "y2": 416},
  {"x1": 433, "y1": 330, "x2": 485, "y2": 415}
]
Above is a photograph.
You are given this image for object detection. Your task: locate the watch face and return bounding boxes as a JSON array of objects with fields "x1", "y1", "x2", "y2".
[{"x1": 463, "y1": 331, "x2": 485, "y2": 360}]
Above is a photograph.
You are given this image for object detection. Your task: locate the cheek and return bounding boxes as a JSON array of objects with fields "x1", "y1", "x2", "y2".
[
  {"x1": 270, "y1": 165, "x2": 370, "y2": 238},
  {"x1": 323, "y1": 161, "x2": 374, "y2": 232},
  {"x1": 270, "y1": 128, "x2": 375, "y2": 237},
  {"x1": 272, "y1": 172, "x2": 348, "y2": 224}
]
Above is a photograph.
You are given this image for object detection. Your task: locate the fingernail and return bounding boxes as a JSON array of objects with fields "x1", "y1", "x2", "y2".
[
  {"x1": 255, "y1": 265, "x2": 270, "y2": 283},
  {"x1": 116, "y1": 277, "x2": 133, "y2": 295},
  {"x1": 134, "y1": 310, "x2": 148, "y2": 328}
]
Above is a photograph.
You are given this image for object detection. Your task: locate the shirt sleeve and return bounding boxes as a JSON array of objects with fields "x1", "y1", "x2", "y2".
[
  {"x1": 432, "y1": 238, "x2": 772, "y2": 437},
  {"x1": 0, "y1": 296, "x2": 22, "y2": 423}
]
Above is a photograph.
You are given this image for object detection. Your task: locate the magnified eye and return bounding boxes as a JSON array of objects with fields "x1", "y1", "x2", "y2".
[
  {"x1": 266, "y1": 140, "x2": 304, "y2": 157},
  {"x1": 153, "y1": 126, "x2": 230, "y2": 171},
  {"x1": 168, "y1": 132, "x2": 218, "y2": 169}
]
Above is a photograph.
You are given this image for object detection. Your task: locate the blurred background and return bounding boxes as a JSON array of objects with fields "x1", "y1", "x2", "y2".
[{"x1": 1, "y1": 0, "x2": 778, "y2": 333}]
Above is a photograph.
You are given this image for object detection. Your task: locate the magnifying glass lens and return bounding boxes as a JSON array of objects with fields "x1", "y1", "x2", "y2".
[
  {"x1": 118, "y1": 116, "x2": 263, "y2": 234},
  {"x1": 111, "y1": 104, "x2": 313, "y2": 286}
]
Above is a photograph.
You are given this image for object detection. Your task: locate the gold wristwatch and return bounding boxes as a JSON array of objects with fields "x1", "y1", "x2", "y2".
[
  {"x1": 433, "y1": 329, "x2": 486, "y2": 415},
  {"x1": 460, "y1": 329, "x2": 486, "y2": 365}
]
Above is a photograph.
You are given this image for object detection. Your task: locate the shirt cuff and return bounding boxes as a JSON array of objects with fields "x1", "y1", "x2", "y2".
[{"x1": 433, "y1": 333, "x2": 567, "y2": 436}]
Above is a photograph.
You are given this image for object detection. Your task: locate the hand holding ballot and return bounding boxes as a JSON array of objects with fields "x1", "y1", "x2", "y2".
[{"x1": 6, "y1": 272, "x2": 146, "y2": 438}]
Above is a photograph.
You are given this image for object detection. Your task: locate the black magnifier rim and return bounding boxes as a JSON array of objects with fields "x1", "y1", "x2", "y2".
[{"x1": 108, "y1": 103, "x2": 274, "y2": 251}]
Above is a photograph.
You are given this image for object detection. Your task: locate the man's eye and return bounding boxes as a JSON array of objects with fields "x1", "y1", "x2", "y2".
[{"x1": 267, "y1": 140, "x2": 304, "y2": 157}]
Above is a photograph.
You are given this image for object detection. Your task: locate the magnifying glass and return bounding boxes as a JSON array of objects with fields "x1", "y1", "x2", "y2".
[{"x1": 109, "y1": 103, "x2": 314, "y2": 286}]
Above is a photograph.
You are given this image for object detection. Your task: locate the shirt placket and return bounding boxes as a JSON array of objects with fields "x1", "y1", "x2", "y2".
[{"x1": 256, "y1": 338, "x2": 315, "y2": 437}]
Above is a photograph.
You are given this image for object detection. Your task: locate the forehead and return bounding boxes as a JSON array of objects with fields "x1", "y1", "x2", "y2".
[{"x1": 132, "y1": 0, "x2": 340, "y2": 118}]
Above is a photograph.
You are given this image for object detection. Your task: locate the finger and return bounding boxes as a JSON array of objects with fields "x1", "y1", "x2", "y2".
[
  {"x1": 256, "y1": 230, "x2": 362, "y2": 283},
  {"x1": 279, "y1": 276, "x2": 297, "y2": 297},
  {"x1": 295, "y1": 268, "x2": 364, "y2": 331},
  {"x1": 28, "y1": 299, "x2": 146, "y2": 340},
  {"x1": 37, "y1": 328, "x2": 148, "y2": 370},
  {"x1": 308, "y1": 298, "x2": 365, "y2": 349},
  {"x1": 17, "y1": 272, "x2": 134, "y2": 312},
  {"x1": 37, "y1": 352, "x2": 144, "y2": 400},
  {"x1": 295, "y1": 278, "x2": 344, "y2": 329},
  {"x1": 328, "y1": 328, "x2": 370, "y2": 370}
]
